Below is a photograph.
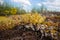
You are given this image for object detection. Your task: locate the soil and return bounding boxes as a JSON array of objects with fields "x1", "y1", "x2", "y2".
[{"x1": 0, "y1": 27, "x2": 55, "y2": 40}]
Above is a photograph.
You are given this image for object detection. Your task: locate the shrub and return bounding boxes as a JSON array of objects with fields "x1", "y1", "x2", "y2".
[{"x1": 0, "y1": 16, "x2": 15, "y2": 30}]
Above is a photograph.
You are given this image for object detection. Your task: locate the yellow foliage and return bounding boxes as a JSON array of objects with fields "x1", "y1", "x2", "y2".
[
  {"x1": 0, "y1": 13, "x2": 46, "y2": 30},
  {"x1": 0, "y1": 16, "x2": 15, "y2": 30},
  {"x1": 19, "y1": 13, "x2": 46, "y2": 25},
  {"x1": 9, "y1": 13, "x2": 46, "y2": 25},
  {"x1": 44, "y1": 21, "x2": 55, "y2": 26},
  {"x1": 10, "y1": 8, "x2": 17, "y2": 15},
  {"x1": 43, "y1": 21, "x2": 59, "y2": 27}
]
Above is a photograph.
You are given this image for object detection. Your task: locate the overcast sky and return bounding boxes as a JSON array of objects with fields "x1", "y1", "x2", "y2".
[{"x1": 0, "y1": 0, "x2": 60, "y2": 11}]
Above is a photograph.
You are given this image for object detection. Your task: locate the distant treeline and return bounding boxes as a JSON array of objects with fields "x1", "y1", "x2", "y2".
[{"x1": 0, "y1": 2, "x2": 60, "y2": 16}]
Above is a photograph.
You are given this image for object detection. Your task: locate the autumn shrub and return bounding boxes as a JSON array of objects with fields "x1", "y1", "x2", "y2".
[
  {"x1": 9, "y1": 13, "x2": 46, "y2": 25},
  {"x1": 0, "y1": 13, "x2": 46, "y2": 30},
  {"x1": 0, "y1": 16, "x2": 15, "y2": 30}
]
